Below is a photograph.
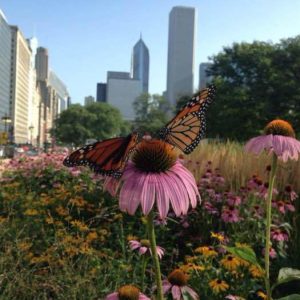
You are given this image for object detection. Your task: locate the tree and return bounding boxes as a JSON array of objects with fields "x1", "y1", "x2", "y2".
[
  {"x1": 52, "y1": 102, "x2": 129, "y2": 146},
  {"x1": 133, "y1": 93, "x2": 170, "y2": 134},
  {"x1": 206, "y1": 36, "x2": 300, "y2": 140}
]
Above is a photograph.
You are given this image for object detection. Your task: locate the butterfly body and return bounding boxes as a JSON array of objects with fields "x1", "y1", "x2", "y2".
[{"x1": 63, "y1": 85, "x2": 216, "y2": 177}]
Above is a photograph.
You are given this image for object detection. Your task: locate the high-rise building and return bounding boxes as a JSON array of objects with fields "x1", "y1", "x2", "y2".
[
  {"x1": 199, "y1": 62, "x2": 213, "y2": 90},
  {"x1": 96, "y1": 83, "x2": 107, "y2": 102},
  {"x1": 36, "y1": 47, "x2": 49, "y2": 81},
  {"x1": 27, "y1": 37, "x2": 40, "y2": 145},
  {"x1": 0, "y1": 10, "x2": 11, "y2": 133},
  {"x1": 106, "y1": 71, "x2": 142, "y2": 120},
  {"x1": 10, "y1": 26, "x2": 32, "y2": 144},
  {"x1": 84, "y1": 95, "x2": 95, "y2": 106},
  {"x1": 166, "y1": 6, "x2": 196, "y2": 105},
  {"x1": 131, "y1": 35, "x2": 149, "y2": 93},
  {"x1": 49, "y1": 70, "x2": 69, "y2": 113}
]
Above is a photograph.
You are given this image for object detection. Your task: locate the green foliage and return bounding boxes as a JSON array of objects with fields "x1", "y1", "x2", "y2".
[
  {"x1": 225, "y1": 246, "x2": 260, "y2": 267},
  {"x1": 133, "y1": 93, "x2": 170, "y2": 134},
  {"x1": 52, "y1": 102, "x2": 129, "y2": 146},
  {"x1": 206, "y1": 36, "x2": 300, "y2": 140}
]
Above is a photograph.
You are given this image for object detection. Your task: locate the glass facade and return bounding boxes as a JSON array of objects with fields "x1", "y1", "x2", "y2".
[
  {"x1": 132, "y1": 38, "x2": 149, "y2": 93},
  {"x1": 0, "y1": 10, "x2": 11, "y2": 132}
]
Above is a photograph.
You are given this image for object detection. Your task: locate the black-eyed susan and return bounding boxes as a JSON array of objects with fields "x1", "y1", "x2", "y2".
[
  {"x1": 209, "y1": 279, "x2": 229, "y2": 293},
  {"x1": 180, "y1": 263, "x2": 205, "y2": 273},
  {"x1": 249, "y1": 265, "x2": 264, "y2": 278},
  {"x1": 211, "y1": 231, "x2": 225, "y2": 242},
  {"x1": 220, "y1": 255, "x2": 240, "y2": 270},
  {"x1": 194, "y1": 246, "x2": 218, "y2": 257}
]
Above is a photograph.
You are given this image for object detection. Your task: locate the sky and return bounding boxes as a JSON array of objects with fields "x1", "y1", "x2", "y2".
[{"x1": 1, "y1": 0, "x2": 300, "y2": 104}]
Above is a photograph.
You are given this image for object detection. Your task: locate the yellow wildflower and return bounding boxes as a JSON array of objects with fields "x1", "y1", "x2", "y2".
[
  {"x1": 69, "y1": 197, "x2": 87, "y2": 207},
  {"x1": 45, "y1": 217, "x2": 54, "y2": 224},
  {"x1": 127, "y1": 234, "x2": 138, "y2": 241},
  {"x1": 211, "y1": 231, "x2": 225, "y2": 242},
  {"x1": 17, "y1": 242, "x2": 32, "y2": 251},
  {"x1": 86, "y1": 231, "x2": 98, "y2": 242},
  {"x1": 24, "y1": 209, "x2": 38, "y2": 216},
  {"x1": 249, "y1": 265, "x2": 265, "y2": 278},
  {"x1": 257, "y1": 291, "x2": 267, "y2": 299},
  {"x1": 195, "y1": 246, "x2": 218, "y2": 257},
  {"x1": 71, "y1": 220, "x2": 89, "y2": 232},
  {"x1": 209, "y1": 279, "x2": 229, "y2": 293},
  {"x1": 0, "y1": 217, "x2": 7, "y2": 224},
  {"x1": 56, "y1": 206, "x2": 69, "y2": 216},
  {"x1": 185, "y1": 255, "x2": 198, "y2": 263},
  {"x1": 220, "y1": 255, "x2": 240, "y2": 270},
  {"x1": 180, "y1": 263, "x2": 205, "y2": 273}
]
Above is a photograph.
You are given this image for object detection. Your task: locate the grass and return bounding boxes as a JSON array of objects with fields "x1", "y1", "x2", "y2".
[{"x1": 188, "y1": 140, "x2": 300, "y2": 193}]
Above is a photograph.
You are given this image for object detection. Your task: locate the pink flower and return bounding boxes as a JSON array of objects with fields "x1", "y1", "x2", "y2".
[
  {"x1": 262, "y1": 247, "x2": 277, "y2": 259},
  {"x1": 272, "y1": 200, "x2": 295, "y2": 214},
  {"x1": 271, "y1": 228, "x2": 289, "y2": 242},
  {"x1": 221, "y1": 206, "x2": 241, "y2": 223},
  {"x1": 104, "y1": 140, "x2": 200, "y2": 219},
  {"x1": 163, "y1": 269, "x2": 199, "y2": 300},
  {"x1": 129, "y1": 239, "x2": 164, "y2": 259},
  {"x1": 105, "y1": 285, "x2": 150, "y2": 300},
  {"x1": 245, "y1": 119, "x2": 300, "y2": 162}
]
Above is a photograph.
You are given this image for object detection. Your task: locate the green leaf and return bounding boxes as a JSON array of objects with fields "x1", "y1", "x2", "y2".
[
  {"x1": 275, "y1": 295, "x2": 300, "y2": 300},
  {"x1": 272, "y1": 268, "x2": 300, "y2": 290},
  {"x1": 224, "y1": 246, "x2": 260, "y2": 266}
]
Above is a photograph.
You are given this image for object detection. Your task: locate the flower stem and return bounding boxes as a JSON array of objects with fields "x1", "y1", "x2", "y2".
[
  {"x1": 264, "y1": 153, "x2": 278, "y2": 300},
  {"x1": 146, "y1": 211, "x2": 164, "y2": 300},
  {"x1": 141, "y1": 255, "x2": 148, "y2": 291}
]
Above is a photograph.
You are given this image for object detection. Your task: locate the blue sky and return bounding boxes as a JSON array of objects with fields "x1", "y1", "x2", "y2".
[{"x1": 1, "y1": 0, "x2": 300, "y2": 104}]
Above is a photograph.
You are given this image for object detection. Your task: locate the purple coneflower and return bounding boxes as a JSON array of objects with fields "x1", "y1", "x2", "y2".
[
  {"x1": 105, "y1": 285, "x2": 150, "y2": 300},
  {"x1": 129, "y1": 239, "x2": 164, "y2": 259},
  {"x1": 162, "y1": 269, "x2": 199, "y2": 300},
  {"x1": 104, "y1": 139, "x2": 200, "y2": 219},
  {"x1": 245, "y1": 119, "x2": 300, "y2": 162},
  {"x1": 221, "y1": 206, "x2": 241, "y2": 223},
  {"x1": 245, "y1": 119, "x2": 300, "y2": 300},
  {"x1": 271, "y1": 228, "x2": 289, "y2": 242}
]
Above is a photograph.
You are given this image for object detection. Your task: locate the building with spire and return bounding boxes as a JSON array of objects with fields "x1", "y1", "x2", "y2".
[{"x1": 131, "y1": 34, "x2": 149, "y2": 93}]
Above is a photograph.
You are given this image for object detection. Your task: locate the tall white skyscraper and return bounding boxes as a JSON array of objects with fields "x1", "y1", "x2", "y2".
[
  {"x1": 166, "y1": 6, "x2": 196, "y2": 106},
  {"x1": 131, "y1": 35, "x2": 149, "y2": 93}
]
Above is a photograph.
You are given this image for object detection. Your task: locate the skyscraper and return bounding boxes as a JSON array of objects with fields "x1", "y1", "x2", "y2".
[
  {"x1": 199, "y1": 62, "x2": 213, "y2": 90},
  {"x1": 106, "y1": 71, "x2": 142, "y2": 120},
  {"x1": 0, "y1": 10, "x2": 11, "y2": 133},
  {"x1": 131, "y1": 35, "x2": 149, "y2": 93},
  {"x1": 96, "y1": 83, "x2": 107, "y2": 102},
  {"x1": 36, "y1": 47, "x2": 49, "y2": 81},
  {"x1": 166, "y1": 6, "x2": 196, "y2": 105},
  {"x1": 10, "y1": 26, "x2": 32, "y2": 143}
]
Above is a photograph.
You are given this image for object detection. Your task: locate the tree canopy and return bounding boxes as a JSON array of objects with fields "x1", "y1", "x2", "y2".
[
  {"x1": 52, "y1": 102, "x2": 130, "y2": 146},
  {"x1": 205, "y1": 36, "x2": 300, "y2": 140}
]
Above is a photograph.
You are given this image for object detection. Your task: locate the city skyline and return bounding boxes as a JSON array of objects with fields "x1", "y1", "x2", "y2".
[{"x1": 1, "y1": 1, "x2": 300, "y2": 104}]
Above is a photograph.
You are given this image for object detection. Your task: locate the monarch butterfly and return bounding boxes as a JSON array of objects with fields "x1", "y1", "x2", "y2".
[{"x1": 63, "y1": 85, "x2": 216, "y2": 178}]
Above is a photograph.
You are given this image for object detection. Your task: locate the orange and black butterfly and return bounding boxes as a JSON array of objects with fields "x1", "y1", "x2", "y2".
[{"x1": 63, "y1": 85, "x2": 216, "y2": 178}]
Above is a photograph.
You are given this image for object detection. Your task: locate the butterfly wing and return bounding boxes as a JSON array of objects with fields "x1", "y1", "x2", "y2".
[
  {"x1": 63, "y1": 133, "x2": 139, "y2": 178},
  {"x1": 159, "y1": 85, "x2": 216, "y2": 154}
]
